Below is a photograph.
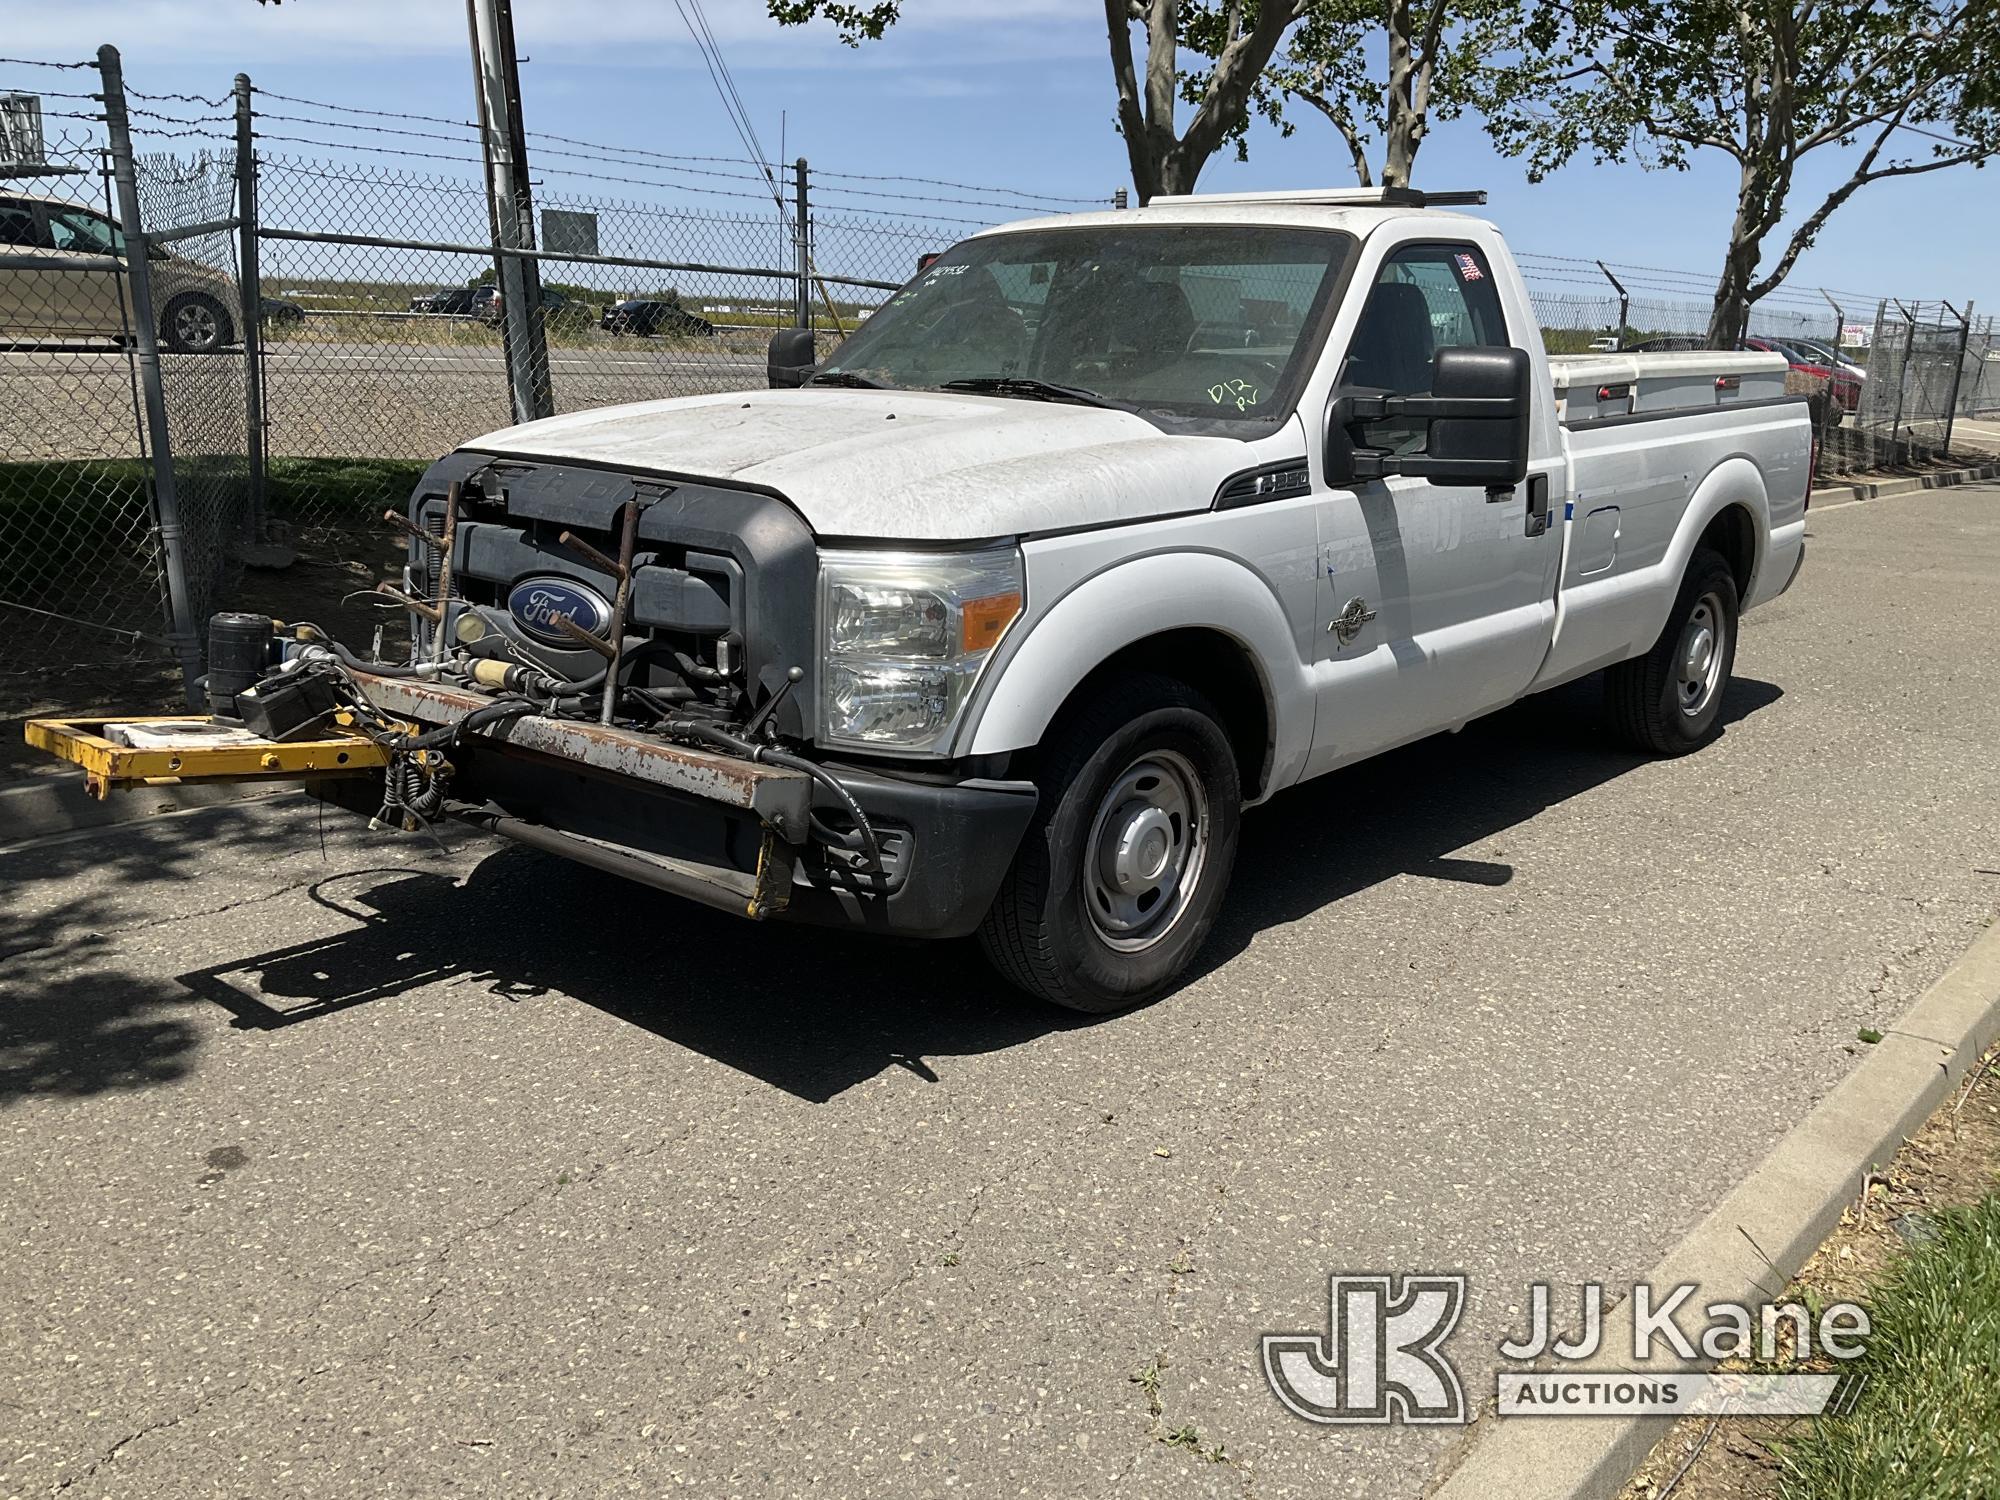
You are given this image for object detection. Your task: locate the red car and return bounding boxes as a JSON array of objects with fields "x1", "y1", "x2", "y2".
[{"x1": 1743, "y1": 335, "x2": 1861, "y2": 419}]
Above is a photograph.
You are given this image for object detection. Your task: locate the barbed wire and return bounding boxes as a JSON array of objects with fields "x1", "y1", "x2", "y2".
[
  {"x1": 246, "y1": 84, "x2": 1096, "y2": 215},
  {"x1": 128, "y1": 87, "x2": 231, "y2": 107},
  {"x1": 0, "y1": 55, "x2": 92, "y2": 70},
  {"x1": 250, "y1": 87, "x2": 477, "y2": 131},
  {"x1": 809, "y1": 166, "x2": 1110, "y2": 208},
  {"x1": 0, "y1": 84, "x2": 99, "y2": 100}
]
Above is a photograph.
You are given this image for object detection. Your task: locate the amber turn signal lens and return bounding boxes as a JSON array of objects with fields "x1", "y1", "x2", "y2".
[{"x1": 960, "y1": 590, "x2": 1021, "y2": 653}]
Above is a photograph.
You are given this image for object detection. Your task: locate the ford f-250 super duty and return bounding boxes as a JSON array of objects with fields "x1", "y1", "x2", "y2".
[{"x1": 29, "y1": 186, "x2": 1809, "y2": 1011}]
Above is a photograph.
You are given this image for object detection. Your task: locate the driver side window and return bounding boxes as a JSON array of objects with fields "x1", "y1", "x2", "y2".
[{"x1": 1343, "y1": 242, "x2": 1507, "y2": 454}]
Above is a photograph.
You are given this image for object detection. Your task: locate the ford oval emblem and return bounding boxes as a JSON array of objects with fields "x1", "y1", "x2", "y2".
[{"x1": 506, "y1": 574, "x2": 613, "y2": 647}]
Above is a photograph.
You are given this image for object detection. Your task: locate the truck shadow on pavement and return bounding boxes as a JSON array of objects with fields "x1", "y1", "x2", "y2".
[
  {"x1": 0, "y1": 799, "x2": 358, "y2": 1108},
  {"x1": 155, "y1": 672, "x2": 1782, "y2": 1103}
]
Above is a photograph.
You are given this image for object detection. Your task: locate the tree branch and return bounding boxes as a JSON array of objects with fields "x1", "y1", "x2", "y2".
[{"x1": 1292, "y1": 85, "x2": 1375, "y2": 185}]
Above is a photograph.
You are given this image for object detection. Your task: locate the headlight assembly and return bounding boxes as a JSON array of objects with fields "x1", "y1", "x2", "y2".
[{"x1": 817, "y1": 547, "x2": 1023, "y2": 754}]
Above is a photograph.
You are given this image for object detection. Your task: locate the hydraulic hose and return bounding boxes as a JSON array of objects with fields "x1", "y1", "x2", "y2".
[{"x1": 662, "y1": 718, "x2": 884, "y2": 872}]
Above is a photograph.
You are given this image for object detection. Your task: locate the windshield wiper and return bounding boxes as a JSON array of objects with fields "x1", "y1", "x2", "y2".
[
  {"x1": 807, "y1": 370, "x2": 890, "y2": 389},
  {"x1": 940, "y1": 376, "x2": 1117, "y2": 409}
]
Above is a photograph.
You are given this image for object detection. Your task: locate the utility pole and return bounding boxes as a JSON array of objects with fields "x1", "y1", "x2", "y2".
[{"x1": 466, "y1": 0, "x2": 552, "y2": 423}]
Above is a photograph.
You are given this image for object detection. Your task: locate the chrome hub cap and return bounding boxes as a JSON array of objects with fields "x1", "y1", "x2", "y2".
[
  {"x1": 1676, "y1": 592, "x2": 1726, "y2": 718},
  {"x1": 1085, "y1": 750, "x2": 1208, "y2": 952},
  {"x1": 174, "y1": 303, "x2": 217, "y2": 346}
]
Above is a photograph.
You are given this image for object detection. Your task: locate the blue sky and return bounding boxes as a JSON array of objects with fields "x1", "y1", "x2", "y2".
[{"x1": 13, "y1": 0, "x2": 1995, "y2": 315}]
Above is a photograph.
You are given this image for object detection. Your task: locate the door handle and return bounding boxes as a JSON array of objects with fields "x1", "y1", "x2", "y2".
[{"x1": 1524, "y1": 474, "x2": 1551, "y2": 538}]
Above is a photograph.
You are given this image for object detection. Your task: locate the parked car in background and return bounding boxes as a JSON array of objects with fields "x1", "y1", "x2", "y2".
[
  {"x1": 1588, "y1": 335, "x2": 1621, "y2": 351},
  {"x1": 0, "y1": 192, "x2": 240, "y2": 352},
  {"x1": 1783, "y1": 335, "x2": 1867, "y2": 384},
  {"x1": 409, "y1": 286, "x2": 496, "y2": 317},
  {"x1": 601, "y1": 298, "x2": 717, "y2": 338},
  {"x1": 259, "y1": 296, "x2": 305, "y2": 326},
  {"x1": 479, "y1": 283, "x2": 594, "y2": 328},
  {"x1": 1743, "y1": 335, "x2": 1861, "y2": 423}
]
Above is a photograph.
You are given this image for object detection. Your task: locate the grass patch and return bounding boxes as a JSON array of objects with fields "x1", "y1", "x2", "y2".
[
  {"x1": 268, "y1": 457, "x2": 429, "y2": 523},
  {"x1": 1775, "y1": 1192, "x2": 2000, "y2": 1499},
  {"x1": 0, "y1": 455, "x2": 429, "y2": 555}
]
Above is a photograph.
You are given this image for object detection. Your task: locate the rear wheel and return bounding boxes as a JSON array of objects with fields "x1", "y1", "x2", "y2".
[
  {"x1": 978, "y1": 674, "x2": 1241, "y2": 1012},
  {"x1": 1604, "y1": 545, "x2": 1740, "y2": 755},
  {"x1": 160, "y1": 292, "x2": 231, "y2": 354}
]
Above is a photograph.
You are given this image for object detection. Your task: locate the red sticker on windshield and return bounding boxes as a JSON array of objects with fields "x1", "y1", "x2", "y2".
[{"x1": 1454, "y1": 252, "x2": 1484, "y2": 282}]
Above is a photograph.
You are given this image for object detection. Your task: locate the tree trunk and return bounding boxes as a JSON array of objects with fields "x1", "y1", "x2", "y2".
[{"x1": 1707, "y1": 244, "x2": 1759, "y2": 347}]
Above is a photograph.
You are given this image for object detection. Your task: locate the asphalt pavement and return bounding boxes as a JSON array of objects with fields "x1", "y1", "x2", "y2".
[{"x1": 3, "y1": 483, "x2": 1998, "y2": 1499}]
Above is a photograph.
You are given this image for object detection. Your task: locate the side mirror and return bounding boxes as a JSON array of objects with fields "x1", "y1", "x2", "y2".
[
  {"x1": 1327, "y1": 345, "x2": 1531, "y2": 487},
  {"x1": 767, "y1": 327, "x2": 816, "y2": 389}
]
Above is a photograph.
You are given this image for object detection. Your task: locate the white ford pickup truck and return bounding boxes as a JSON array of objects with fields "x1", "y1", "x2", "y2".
[{"x1": 121, "y1": 187, "x2": 1810, "y2": 1012}]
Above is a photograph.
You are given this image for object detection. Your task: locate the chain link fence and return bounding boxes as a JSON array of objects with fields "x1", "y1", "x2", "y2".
[
  {"x1": 4, "y1": 47, "x2": 1996, "y2": 707},
  {"x1": 0, "y1": 72, "x2": 171, "y2": 678}
]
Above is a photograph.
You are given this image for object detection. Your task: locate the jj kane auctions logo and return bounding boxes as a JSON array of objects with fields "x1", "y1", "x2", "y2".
[{"x1": 1263, "y1": 1276, "x2": 1872, "y2": 1425}]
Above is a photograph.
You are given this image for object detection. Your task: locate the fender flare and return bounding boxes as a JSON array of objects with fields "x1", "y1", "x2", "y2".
[
  {"x1": 1652, "y1": 455, "x2": 1771, "y2": 630},
  {"x1": 960, "y1": 550, "x2": 1311, "y2": 793}
]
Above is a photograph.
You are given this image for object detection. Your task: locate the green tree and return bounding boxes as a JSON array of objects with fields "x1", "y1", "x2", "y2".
[
  {"x1": 1264, "y1": 0, "x2": 1553, "y2": 188},
  {"x1": 1492, "y1": 0, "x2": 2000, "y2": 345},
  {"x1": 768, "y1": 0, "x2": 1319, "y2": 202}
]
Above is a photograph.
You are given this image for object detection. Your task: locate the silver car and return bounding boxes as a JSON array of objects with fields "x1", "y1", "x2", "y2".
[{"x1": 0, "y1": 192, "x2": 239, "y2": 352}]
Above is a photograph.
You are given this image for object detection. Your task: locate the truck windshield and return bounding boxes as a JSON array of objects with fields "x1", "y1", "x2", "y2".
[{"x1": 815, "y1": 224, "x2": 1352, "y2": 434}]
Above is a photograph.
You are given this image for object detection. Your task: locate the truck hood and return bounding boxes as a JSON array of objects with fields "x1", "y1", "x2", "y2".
[{"x1": 467, "y1": 387, "x2": 1262, "y2": 539}]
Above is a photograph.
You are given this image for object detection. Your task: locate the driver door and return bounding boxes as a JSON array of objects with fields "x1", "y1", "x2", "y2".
[{"x1": 1305, "y1": 239, "x2": 1561, "y2": 775}]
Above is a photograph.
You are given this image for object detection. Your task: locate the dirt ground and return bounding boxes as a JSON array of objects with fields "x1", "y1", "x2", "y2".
[{"x1": 1621, "y1": 1040, "x2": 2000, "y2": 1500}]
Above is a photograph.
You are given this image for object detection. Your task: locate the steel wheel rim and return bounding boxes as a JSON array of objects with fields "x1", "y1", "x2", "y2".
[
  {"x1": 1676, "y1": 591, "x2": 1726, "y2": 718},
  {"x1": 174, "y1": 302, "x2": 217, "y2": 347},
  {"x1": 1083, "y1": 748, "x2": 1209, "y2": 952}
]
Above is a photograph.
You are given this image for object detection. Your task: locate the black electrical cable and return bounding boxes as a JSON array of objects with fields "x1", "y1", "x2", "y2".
[{"x1": 662, "y1": 717, "x2": 883, "y2": 872}]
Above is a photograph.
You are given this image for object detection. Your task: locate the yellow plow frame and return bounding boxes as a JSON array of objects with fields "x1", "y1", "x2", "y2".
[{"x1": 24, "y1": 714, "x2": 390, "y2": 800}]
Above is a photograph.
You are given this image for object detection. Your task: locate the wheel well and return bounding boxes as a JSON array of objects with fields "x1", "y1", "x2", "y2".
[
  {"x1": 1699, "y1": 504, "x2": 1756, "y2": 600},
  {"x1": 1047, "y1": 628, "x2": 1273, "y2": 799}
]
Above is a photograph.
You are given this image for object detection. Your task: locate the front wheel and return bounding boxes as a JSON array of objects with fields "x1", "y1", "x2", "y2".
[
  {"x1": 160, "y1": 292, "x2": 231, "y2": 354},
  {"x1": 978, "y1": 674, "x2": 1241, "y2": 1012},
  {"x1": 1604, "y1": 545, "x2": 1740, "y2": 755}
]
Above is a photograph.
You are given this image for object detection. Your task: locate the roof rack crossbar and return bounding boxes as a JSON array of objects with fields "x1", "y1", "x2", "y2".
[{"x1": 1146, "y1": 186, "x2": 1488, "y2": 208}]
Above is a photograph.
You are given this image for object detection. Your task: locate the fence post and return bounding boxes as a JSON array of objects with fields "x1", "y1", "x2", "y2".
[
  {"x1": 1889, "y1": 300, "x2": 1916, "y2": 455},
  {"x1": 794, "y1": 159, "x2": 810, "y2": 330},
  {"x1": 1941, "y1": 300, "x2": 1974, "y2": 458},
  {"x1": 1820, "y1": 289, "x2": 1843, "y2": 356},
  {"x1": 99, "y1": 44, "x2": 202, "y2": 706},
  {"x1": 232, "y1": 73, "x2": 267, "y2": 542},
  {"x1": 1595, "y1": 261, "x2": 1629, "y2": 349},
  {"x1": 467, "y1": 0, "x2": 553, "y2": 424}
]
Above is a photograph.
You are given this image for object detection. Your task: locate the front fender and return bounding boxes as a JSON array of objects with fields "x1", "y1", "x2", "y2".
[{"x1": 959, "y1": 549, "x2": 1312, "y2": 799}]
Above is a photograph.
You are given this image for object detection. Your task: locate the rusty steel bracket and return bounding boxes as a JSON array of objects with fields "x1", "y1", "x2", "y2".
[
  {"x1": 381, "y1": 509, "x2": 441, "y2": 551},
  {"x1": 554, "y1": 613, "x2": 616, "y2": 660},
  {"x1": 558, "y1": 500, "x2": 642, "y2": 724},
  {"x1": 376, "y1": 479, "x2": 462, "y2": 652},
  {"x1": 746, "y1": 829, "x2": 797, "y2": 919},
  {"x1": 348, "y1": 669, "x2": 812, "y2": 841},
  {"x1": 369, "y1": 584, "x2": 442, "y2": 622},
  {"x1": 430, "y1": 479, "x2": 462, "y2": 664}
]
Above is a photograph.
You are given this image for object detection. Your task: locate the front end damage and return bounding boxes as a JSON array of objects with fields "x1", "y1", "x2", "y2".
[{"x1": 30, "y1": 454, "x2": 1037, "y2": 939}]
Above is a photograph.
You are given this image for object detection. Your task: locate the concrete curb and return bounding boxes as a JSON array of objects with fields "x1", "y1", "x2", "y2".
[
  {"x1": 0, "y1": 774, "x2": 288, "y2": 849},
  {"x1": 1811, "y1": 459, "x2": 2000, "y2": 506},
  {"x1": 1429, "y1": 915, "x2": 2000, "y2": 1500}
]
